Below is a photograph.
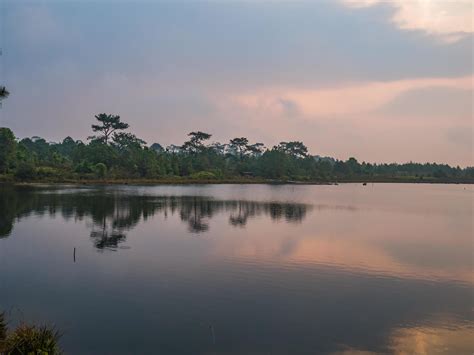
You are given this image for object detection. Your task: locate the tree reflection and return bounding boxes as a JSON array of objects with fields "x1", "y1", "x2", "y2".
[
  {"x1": 90, "y1": 230, "x2": 127, "y2": 251},
  {"x1": 0, "y1": 185, "x2": 310, "y2": 250}
]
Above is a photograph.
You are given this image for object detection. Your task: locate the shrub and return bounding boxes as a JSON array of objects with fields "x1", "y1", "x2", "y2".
[
  {"x1": 209, "y1": 168, "x2": 224, "y2": 179},
  {"x1": 74, "y1": 161, "x2": 94, "y2": 174},
  {"x1": 0, "y1": 313, "x2": 61, "y2": 355},
  {"x1": 36, "y1": 167, "x2": 62, "y2": 179},
  {"x1": 93, "y1": 163, "x2": 107, "y2": 179},
  {"x1": 294, "y1": 175, "x2": 310, "y2": 181},
  {"x1": 0, "y1": 312, "x2": 6, "y2": 341},
  {"x1": 14, "y1": 161, "x2": 36, "y2": 180},
  {"x1": 190, "y1": 171, "x2": 217, "y2": 180}
]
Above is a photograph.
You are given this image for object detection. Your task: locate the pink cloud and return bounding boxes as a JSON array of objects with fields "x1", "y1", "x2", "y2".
[
  {"x1": 227, "y1": 75, "x2": 472, "y2": 120},
  {"x1": 343, "y1": 0, "x2": 473, "y2": 42}
]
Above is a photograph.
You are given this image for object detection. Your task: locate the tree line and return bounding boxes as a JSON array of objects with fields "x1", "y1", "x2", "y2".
[{"x1": 0, "y1": 113, "x2": 473, "y2": 182}]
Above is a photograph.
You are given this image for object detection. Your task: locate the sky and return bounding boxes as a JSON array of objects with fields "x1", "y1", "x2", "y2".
[{"x1": 0, "y1": 0, "x2": 472, "y2": 166}]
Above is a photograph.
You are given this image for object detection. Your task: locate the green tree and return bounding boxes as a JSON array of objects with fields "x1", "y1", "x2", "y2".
[
  {"x1": 112, "y1": 132, "x2": 146, "y2": 151},
  {"x1": 247, "y1": 142, "x2": 265, "y2": 157},
  {"x1": 276, "y1": 141, "x2": 308, "y2": 159},
  {"x1": 346, "y1": 157, "x2": 361, "y2": 175},
  {"x1": 259, "y1": 150, "x2": 289, "y2": 179},
  {"x1": 150, "y1": 142, "x2": 164, "y2": 153},
  {"x1": 229, "y1": 137, "x2": 249, "y2": 158},
  {"x1": 0, "y1": 128, "x2": 17, "y2": 173},
  {"x1": 182, "y1": 131, "x2": 212, "y2": 153},
  {"x1": 89, "y1": 113, "x2": 129, "y2": 144},
  {"x1": 210, "y1": 142, "x2": 226, "y2": 155},
  {"x1": 80, "y1": 140, "x2": 117, "y2": 167},
  {"x1": 56, "y1": 136, "x2": 78, "y2": 158}
]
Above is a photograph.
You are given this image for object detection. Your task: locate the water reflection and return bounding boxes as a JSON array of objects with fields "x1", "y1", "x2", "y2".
[
  {"x1": 387, "y1": 325, "x2": 474, "y2": 355},
  {"x1": 0, "y1": 185, "x2": 309, "y2": 250},
  {"x1": 1, "y1": 184, "x2": 473, "y2": 354}
]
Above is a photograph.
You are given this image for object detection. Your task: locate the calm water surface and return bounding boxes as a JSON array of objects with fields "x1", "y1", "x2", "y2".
[{"x1": 1, "y1": 183, "x2": 473, "y2": 354}]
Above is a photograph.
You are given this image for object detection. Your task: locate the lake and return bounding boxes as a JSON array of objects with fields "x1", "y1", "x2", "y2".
[{"x1": 0, "y1": 183, "x2": 473, "y2": 354}]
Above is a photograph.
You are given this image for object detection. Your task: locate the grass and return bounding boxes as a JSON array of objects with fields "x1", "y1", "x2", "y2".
[
  {"x1": 0, "y1": 312, "x2": 61, "y2": 355},
  {"x1": 1, "y1": 173, "x2": 473, "y2": 185}
]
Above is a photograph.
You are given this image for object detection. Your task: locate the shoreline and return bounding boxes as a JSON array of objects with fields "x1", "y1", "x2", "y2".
[{"x1": 2, "y1": 177, "x2": 473, "y2": 186}]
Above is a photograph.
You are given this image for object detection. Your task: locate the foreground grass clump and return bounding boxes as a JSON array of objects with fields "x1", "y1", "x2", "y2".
[{"x1": 0, "y1": 312, "x2": 61, "y2": 355}]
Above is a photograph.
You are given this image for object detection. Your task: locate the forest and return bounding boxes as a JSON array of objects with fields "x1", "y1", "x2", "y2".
[{"x1": 0, "y1": 113, "x2": 473, "y2": 183}]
